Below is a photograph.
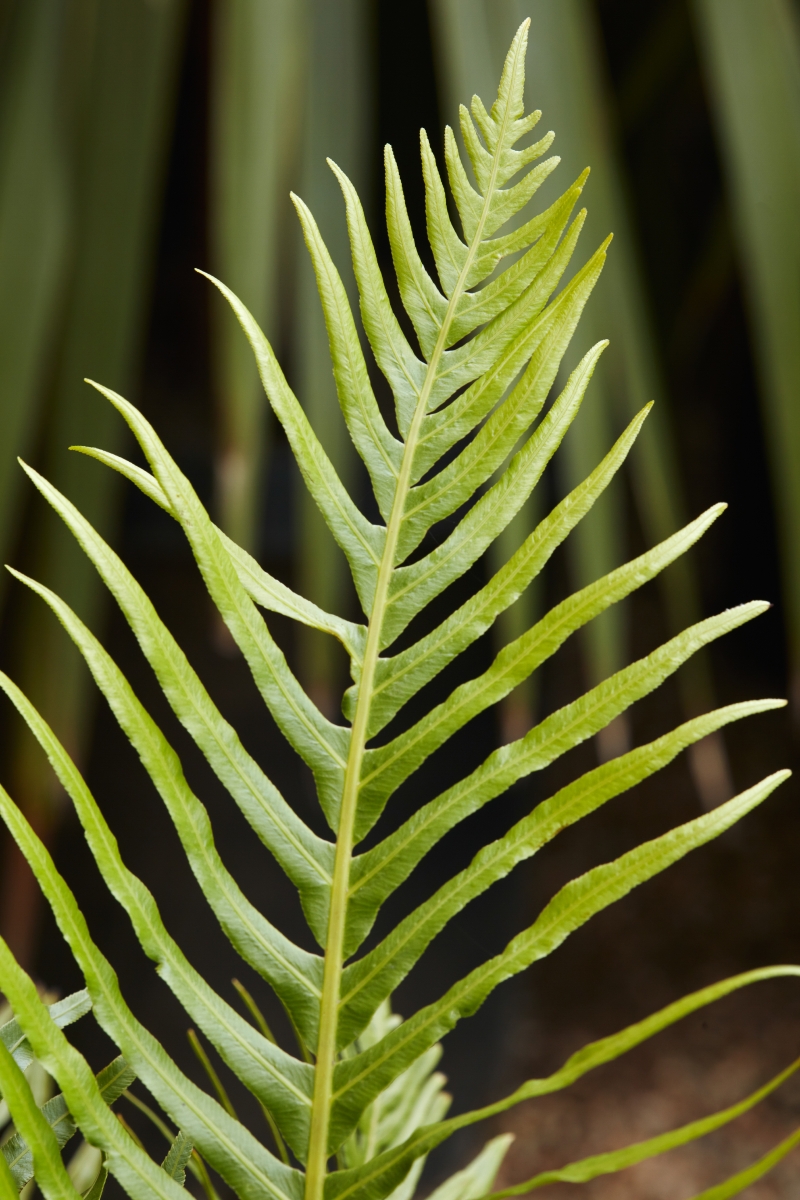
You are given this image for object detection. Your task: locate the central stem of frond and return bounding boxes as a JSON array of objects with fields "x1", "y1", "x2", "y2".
[{"x1": 303, "y1": 68, "x2": 522, "y2": 1200}]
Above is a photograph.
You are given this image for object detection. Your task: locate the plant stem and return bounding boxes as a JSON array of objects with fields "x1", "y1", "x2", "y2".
[{"x1": 302, "y1": 46, "x2": 523, "y2": 1200}]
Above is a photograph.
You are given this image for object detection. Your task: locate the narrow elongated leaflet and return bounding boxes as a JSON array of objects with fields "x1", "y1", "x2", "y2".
[
  {"x1": 485, "y1": 1056, "x2": 800, "y2": 1194},
  {"x1": 352, "y1": 600, "x2": 765, "y2": 848},
  {"x1": 0, "y1": 990, "x2": 91, "y2": 1084},
  {"x1": 161, "y1": 1131, "x2": 194, "y2": 1186},
  {"x1": 0, "y1": 797, "x2": 305, "y2": 1198},
  {"x1": 196, "y1": 275, "x2": 386, "y2": 613},
  {"x1": 688, "y1": 1125, "x2": 800, "y2": 1198},
  {"x1": 87, "y1": 382, "x2": 351, "y2": 830},
  {"x1": 69, "y1": 446, "x2": 367, "y2": 662},
  {"x1": 0, "y1": 1035, "x2": 84, "y2": 1200},
  {"x1": 0, "y1": 685, "x2": 315, "y2": 1156},
  {"x1": 350, "y1": 396, "x2": 655, "y2": 734},
  {"x1": 378, "y1": 340, "x2": 615, "y2": 651},
  {"x1": 0, "y1": 1155, "x2": 15, "y2": 1200},
  {"x1": 325, "y1": 966, "x2": 800, "y2": 1200},
  {"x1": 393, "y1": 258, "x2": 604, "y2": 562},
  {"x1": 0, "y1": 938, "x2": 227, "y2": 1200},
  {"x1": 292, "y1": 195, "x2": 403, "y2": 523},
  {"x1": 12, "y1": 467, "x2": 336, "y2": 940},
  {"x1": 330, "y1": 771, "x2": 787, "y2": 1146},
  {"x1": 340, "y1": 700, "x2": 783, "y2": 1016},
  {"x1": 0, "y1": 590, "x2": 325, "y2": 1047},
  {"x1": 3, "y1": 1055, "x2": 135, "y2": 1190}
]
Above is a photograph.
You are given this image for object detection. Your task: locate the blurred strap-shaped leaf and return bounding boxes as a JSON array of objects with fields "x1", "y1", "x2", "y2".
[
  {"x1": 294, "y1": 0, "x2": 373, "y2": 713},
  {"x1": 692, "y1": 0, "x2": 800, "y2": 715},
  {"x1": 2, "y1": 0, "x2": 188, "y2": 960},
  {"x1": 0, "y1": 0, "x2": 70, "y2": 584},
  {"x1": 210, "y1": 0, "x2": 304, "y2": 552}
]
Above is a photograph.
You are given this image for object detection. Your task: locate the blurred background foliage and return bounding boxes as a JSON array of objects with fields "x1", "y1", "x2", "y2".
[{"x1": 1, "y1": 0, "x2": 800, "y2": 1187}]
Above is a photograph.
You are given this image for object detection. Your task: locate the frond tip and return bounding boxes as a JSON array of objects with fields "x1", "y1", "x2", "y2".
[{"x1": 0, "y1": 18, "x2": 792, "y2": 1200}]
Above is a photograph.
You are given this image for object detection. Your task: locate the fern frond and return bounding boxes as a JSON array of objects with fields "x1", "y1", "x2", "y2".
[
  {"x1": 0, "y1": 938, "x2": 203, "y2": 1200},
  {"x1": 0, "y1": 797, "x2": 306, "y2": 1198},
  {"x1": 0, "y1": 1033, "x2": 84, "y2": 1200},
  {"x1": 69, "y1": 445, "x2": 367, "y2": 661},
  {"x1": 1, "y1": 992, "x2": 91, "y2": 1079},
  {"x1": 485, "y1": 1052, "x2": 800, "y2": 1194},
  {"x1": 0, "y1": 623, "x2": 324, "y2": 1047},
  {"x1": 0, "y1": 675, "x2": 315, "y2": 1151},
  {"x1": 687, "y1": 1124, "x2": 800, "y2": 1198},
  {"x1": 328, "y1": 771, "x2": 787, "y2": 1148},
  {"x1": 3, "y1": 1055, "x2": 134, "y2": 1191},
  {"x1": 161, "y1": 1131, "x2": 194, "y2": 1187},
  {"x1": 12, "y1": 464, "x2": 336, "y2": 938},
  {"x1": 326, "y1": 966, "x2": 800, "y2": 1200},
  {"x1": 0, "y1": 19, "x2": 792, "y2": 1200}
]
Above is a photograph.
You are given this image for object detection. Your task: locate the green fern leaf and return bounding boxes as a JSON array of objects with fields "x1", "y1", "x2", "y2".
[
  {"x1": 0, "y1": 939, "x2": 208, "y2": 1200},
  {"x1": 426, "y1": 1136, "x2": 512, "y2": 1200},
  {"x1": 0, "y1": 18, "x2": 792, "y2": 1200},
  {"x1": 0, "y1": 678, "x2": 315, "y2": 1159},
  {"x1": 484, "y1": 1052, "x2": 800, "y2": 1195},
  {"x1": 0, "y1": 991, "x2": 91, "y2": 1086},
  {"x1": 68, "y1": 446, "x2": 367, "y2": 659},
  {"x1": 328, "y1": 771, "x2": 788, "y2": 1148},
  {"x1": 160, "y1": 1132, "x2": 193, "y2": 1187},
  {"x1": 3, "y1": 1055, "x2": 134, "y2": 1190},
  {"x1": 0, "y1": 797, "x2": 305, "y2": 1196},
  {"x1": 0, "y1": 603, "x2": 325, "y2": 1047},
  {"x1": 326, "y1": 965, "x2": 800, "y2": 1200},
  {"x1": 0, "y1": 1033, "x2": 83, "y2": 1200},
  {"x1": 685, "y1": 1126, "x2": 800, "y2": 1198}
]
